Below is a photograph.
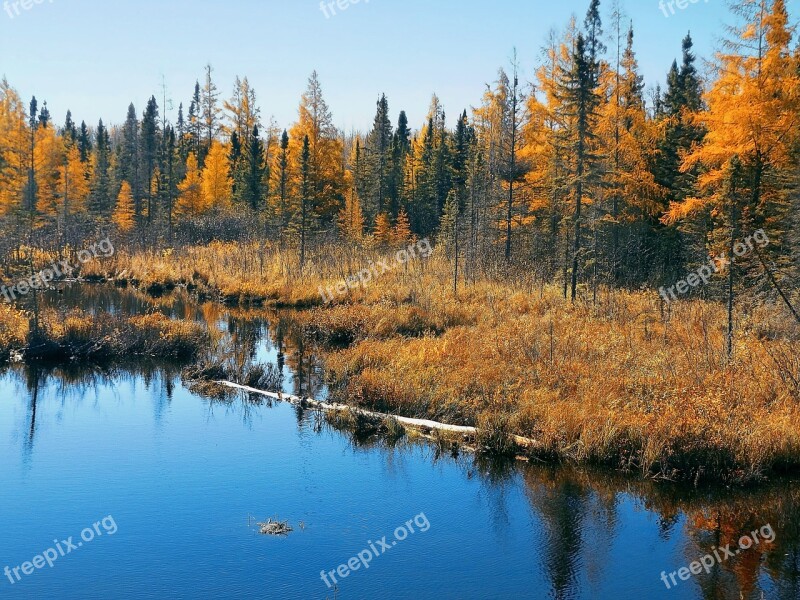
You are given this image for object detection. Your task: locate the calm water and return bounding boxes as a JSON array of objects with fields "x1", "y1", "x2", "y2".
[{"x1": 1, "y1": 286, "x2": 799, "y2": 599}]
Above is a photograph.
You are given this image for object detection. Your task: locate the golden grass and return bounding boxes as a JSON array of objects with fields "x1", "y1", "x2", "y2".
[
  {"x1": 0, "y1": 303, "x2": 29, "y2": 360},
  {"x1": 73, "y1": 241, "x2": 800, "y2": 482},
  {"x1": 322, "y1": 276, "x2": 800, "y2": 483},
  {"x1": 4, "y1": 308, "x2": 209, "y2": 362}
]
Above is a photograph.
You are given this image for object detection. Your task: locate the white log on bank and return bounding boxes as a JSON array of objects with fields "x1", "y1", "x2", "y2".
[{"x1": 216, "y1": 380, "x2": 538, "y2": 450}]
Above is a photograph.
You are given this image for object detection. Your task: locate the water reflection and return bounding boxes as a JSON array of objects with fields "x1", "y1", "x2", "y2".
[{"x1": 6, "y1": 285, "x2": 800, "y2": 599}]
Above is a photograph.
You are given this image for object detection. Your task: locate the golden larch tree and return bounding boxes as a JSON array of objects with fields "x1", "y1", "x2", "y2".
[
  {"x1": 176, "y1": 152, "x2": 205, "y2": 216},
  {"x1": 0, "y1": 79, "x2": 28, "y2": 216},
  {"x1": 202, "y1": 140, "x2": 232, "y2": 210},
  {"x1": 288, "y1": 71, "x2": 344, "y2": 222},
  {"x1": 113, "y1": 181, "x2": 136, "y2": 232}
]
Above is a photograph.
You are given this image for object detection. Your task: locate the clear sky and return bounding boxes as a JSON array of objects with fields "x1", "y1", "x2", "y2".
[{"x1": 0, "y1": 0, "x2": 794, "y2": 133}]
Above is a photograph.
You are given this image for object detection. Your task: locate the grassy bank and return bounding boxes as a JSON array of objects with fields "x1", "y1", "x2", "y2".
[
  {"x1": 0, "y1": 304, "x2": 29, "y2": 362},
  {"x1": 63, "y1": 242, "x2": 800, "y2": 482},
  {"x1": 0, "y1": 305, "x2": 208, "y2": 363}
]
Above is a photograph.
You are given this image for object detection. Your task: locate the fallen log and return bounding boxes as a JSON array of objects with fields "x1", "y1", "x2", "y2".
[{"x1": 216, "y1": 380, "x2": 540, "y2": 452}]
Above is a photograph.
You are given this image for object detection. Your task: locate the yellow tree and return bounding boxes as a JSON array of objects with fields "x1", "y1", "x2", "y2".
[
  {"x1": 0, "y1": 79, "x2": 28, "y2": 217},
  {"x1": 373, "y1": 212, "x2": 392, "y2": 245},
  {"x1": 113, "y1": 181, "x2": 135, "y2": 232},
  {"x1": 34, "y1": 124, "x2": 64, "y2": 221},
  {"x1": 59, "y1": 144, "x2": 90, "y2": 225},
  {"x1": 338, "y1": 169, "x2": 364, "y2": 242},
  {"x1": 597, "y1": 23, "x2": 664, "y2": 281},
  {"x1": 223, "y1": 76, "x2": 260, "y2": 142},
  {"x1": 392, "y1": 208, "x2": 412, "y2": 245},
  {"x1": 521, "y1": 22, "x2": 576, "y2": 283},
  {"x1": 664, "y1": 0, "x2": 800, "y2": 353},
  {"x1": 201, "y1": 141, "x2": 232, "y2": 211},
  {"x1": 667, "y1": 0, "x2": 798, "y2": 231},
  {"x1": 288, "y1": 71, "x2": 345, "y2": 222},
  {"x1": 148, "y1": 166, "x2": 161, "y2": 222},
  {"x1": 176, "y1": 153, "x2": 205, "y2": 216}
]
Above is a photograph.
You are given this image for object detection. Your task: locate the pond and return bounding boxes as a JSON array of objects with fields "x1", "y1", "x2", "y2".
[{"x1": 1, "y1": 285, "x2": 798, "y2": 599}]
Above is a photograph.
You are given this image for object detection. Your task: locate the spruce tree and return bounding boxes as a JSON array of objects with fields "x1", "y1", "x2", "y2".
[
  {"x1": 63, "y1": 110, "x2": 77, "y2": 146},
  {"x1": 141, "y1": 96, "x2": 160, "y2": 224},
  {"x1": 389, "y1": 111, "x2": 411, "y2": 217},
  {"x1": 118, "y1": 103, "x2": 141, "y2": 224},
  {"x1": 89, "y1": 119, "x2": 112, "y2": 215},
  {"x1": 78, "y1": 121, "x2": 92, "y2": 163},
  {"x1": 562, "y1": 33, "x2": 601, "y2": 301},
  {"x1": 366, "y1": 94, "x2": 393, "y2": 221},
  {"x1": 244, "y1": 125, "x2": 266, "y2": 212}
]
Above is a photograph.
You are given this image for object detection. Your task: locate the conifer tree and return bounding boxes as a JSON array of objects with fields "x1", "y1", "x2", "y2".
[
  {"x1": 243, "y1": 125, "x2": 266, "y2": 211},
  {"x1": 289, "y1": 72, "x2": 344, "y2": 223},
  {"x1": 176, "y1": 152, "x2": 204, "y2": 217},
  {"x1": 141, "y1": 96, "x2": 160, "y2": 224},
  {"x1": 118, "y1": 103, "x2": 141, "y2": 224},
  {"x1": 389, "y1": 111, "x2": 411, "y2": 217},
  {"x1": 88, "y1": 119, "x2": 112, "y2": 215},
  {"x1": 373, "y1": 212, "x2": 393, "y2": 246},
  {"x1": 113, "y1": 180, "x2": 135, "y2": 232},
  {"x1": 202, "y1": 140, "x2": 232, "y2": 211},
  {"x1": 392, "y1": 208, "x2": 412, "y2": 245},
  {"x1": 78, "y1": 121, "x2": 92, "y2": 163},
  {"x1": 298, "y1": 135, "x2": 311, "y2": 269},
  {"x1": 201, "y1": 65, "x2": 221, "y2": 153},
  {"x1": 562, "y1": 32, "x2": 601, "y2": 301},
  {"x1": 366, "y1": 94, "x2": 393, "y2": 221}
]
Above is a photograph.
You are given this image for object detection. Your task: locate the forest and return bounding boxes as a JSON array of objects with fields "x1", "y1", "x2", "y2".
[{"x1": 1, "y1": 0, "x2": 799, "y2": 483}]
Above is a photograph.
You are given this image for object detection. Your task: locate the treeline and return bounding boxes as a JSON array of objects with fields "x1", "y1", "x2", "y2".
[{"x1": 0, "y1": 0, "x2": 798, "y2": 303}]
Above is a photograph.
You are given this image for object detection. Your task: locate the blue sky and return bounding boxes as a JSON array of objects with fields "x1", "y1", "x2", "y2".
[{"x1": 0, "y1": 0, "x2": 793, "y2": 132}]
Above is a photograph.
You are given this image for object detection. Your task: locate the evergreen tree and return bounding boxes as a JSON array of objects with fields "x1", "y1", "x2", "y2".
[
  {"x1": 187, "y1": 82, "x2": 202, "y2": 161},
  {"x1": 389, "y1": 110, "x2": 411, "y2": 217},
  {"x1": 562, "y1": 32, "x2": 601, "y2": 301},
  {"x1": 63, "y1": 110, "x2": 77, "y2": 146},
  {"x1": 411, "y1": 117, "x2": 439, "y2": 236},
  {"x1": 298, "y1": 135, "x2": 311, "y2": 269},
  {"x1": 89, "y1": 119, "x2": 112, "y2": 215},
  {"x1": 243, "y1": 125, "x2": 266, "y2": 211},
  {"x1": 78, "y1": 121, "x2": 92, "y2": 162},
  {"x1": 366, "y1": 94, "x2": 393, "y2": 221},
  {"x1": 584, "y1": 0, "x2": 606, "y2": 87},
  {"x1": 118, "y1": 103, "x2": 141, "y2": 223},
  {"x1": 201, "y1": 65, "x2": 221, "y2": 152},
  {"x1": 276, "y1": 130, "x2": 290, "y2": 240},
  {"x1": 38, "y1": 101, "x2": 50, "y2": 128},
  {"x1": 141, "y1": 96, "x2": 160, "y2": 224}
]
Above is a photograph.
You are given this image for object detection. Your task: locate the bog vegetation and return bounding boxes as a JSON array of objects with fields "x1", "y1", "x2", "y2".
[{"x1": 1, "y1": 0, "x2": 799, "y2": 482}]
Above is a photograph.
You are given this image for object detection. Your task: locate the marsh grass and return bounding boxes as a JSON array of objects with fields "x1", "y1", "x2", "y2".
[
  {"x1": 38, "y1": 242, "x2": 800, "y2": 482},
  {"x1": 1, "y1": 308, "x2": 209, "y2": 363},
  {"x1": 0, "y1": 303, "x2": 28, "y2": 361}
]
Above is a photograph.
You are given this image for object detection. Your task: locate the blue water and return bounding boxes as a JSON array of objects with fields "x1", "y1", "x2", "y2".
[{"x1": 1, "y1": 289, "x2": 798, "y2": 599}]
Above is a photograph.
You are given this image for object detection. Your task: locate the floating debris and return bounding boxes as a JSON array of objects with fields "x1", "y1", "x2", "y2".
[{"x1": 257, "y1": 518, "x2": 293, "y2": 536}]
